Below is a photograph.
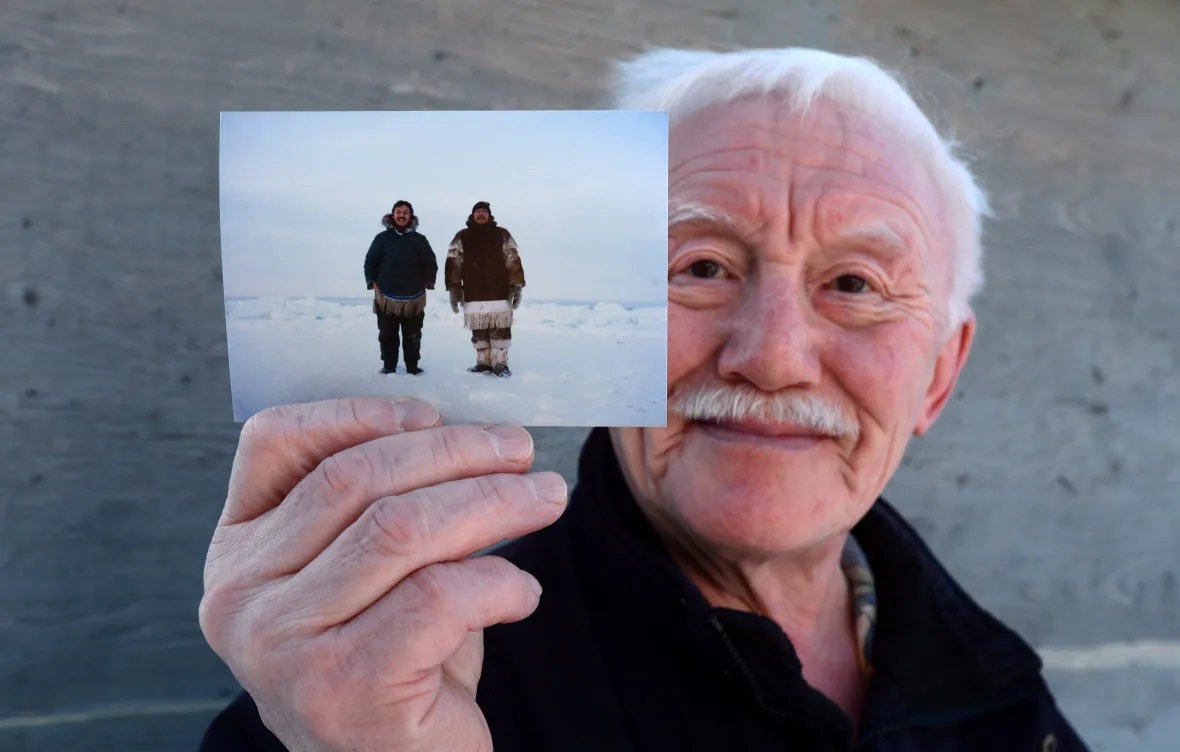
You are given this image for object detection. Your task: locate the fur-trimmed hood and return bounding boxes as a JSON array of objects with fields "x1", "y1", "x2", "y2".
[{"x1": 382, "y1": 199, "x2": 419, "y2": 231}]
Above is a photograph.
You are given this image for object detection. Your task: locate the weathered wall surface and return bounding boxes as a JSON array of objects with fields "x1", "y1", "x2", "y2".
[{"x1": 1, "y1": 0, "x2": 1176, "y2": 748}]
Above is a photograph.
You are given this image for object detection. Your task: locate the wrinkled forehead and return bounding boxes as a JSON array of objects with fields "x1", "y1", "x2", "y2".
[{"x1": 669, "y1": 95, "x2": 954, "y2": 258}]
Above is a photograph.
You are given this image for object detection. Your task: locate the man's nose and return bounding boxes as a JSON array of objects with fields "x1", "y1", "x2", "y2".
[{"x1": 716, "y1": 271, "x2": 822, "y2": 392}]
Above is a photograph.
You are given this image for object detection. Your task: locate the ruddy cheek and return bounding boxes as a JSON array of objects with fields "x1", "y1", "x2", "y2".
[
  {"x1": 837, "y1": 334, "x2": 928, "y2": 444},
  {"x1": 667, "y1": 307, "x2": 714, "y2": 383}
]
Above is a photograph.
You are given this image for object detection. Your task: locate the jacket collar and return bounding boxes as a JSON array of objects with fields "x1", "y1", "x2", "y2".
[{"x1": 568, "y1": 428, "x2": 1045, "y2": 732}]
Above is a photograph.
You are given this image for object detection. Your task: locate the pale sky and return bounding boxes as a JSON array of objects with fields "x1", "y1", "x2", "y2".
[{"x1": 219, "y1": 110, "x2": 667, "y2": 301}]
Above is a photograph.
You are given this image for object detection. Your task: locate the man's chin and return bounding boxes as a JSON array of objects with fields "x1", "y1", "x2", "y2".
[
  {"x1": 635, "y1": 423, "x2": 852, "y2": 553},
  {"x1": 659, "y1": 467, "x2": 847, "y2": 557}
]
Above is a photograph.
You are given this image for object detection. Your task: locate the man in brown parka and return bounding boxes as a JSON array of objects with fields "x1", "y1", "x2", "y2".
[{"x1": 445, "y1": 201, "x2": 526, "y2": 377}]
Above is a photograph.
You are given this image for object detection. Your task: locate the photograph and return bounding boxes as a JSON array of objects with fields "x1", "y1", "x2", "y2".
[{"x1": 218, "y1": 109, "x2": 668, "y2": 425}]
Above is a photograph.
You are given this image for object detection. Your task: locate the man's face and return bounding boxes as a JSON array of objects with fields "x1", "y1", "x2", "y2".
[
  {"x1": 473, "y1": 208, "x2": 490, "y2": 224},
  {"x1": 611, "y1": 96, "x2": 974, "y2": 558},
  {"x1": 392, "y1": 205, "x2": 411, "y2": 227}
]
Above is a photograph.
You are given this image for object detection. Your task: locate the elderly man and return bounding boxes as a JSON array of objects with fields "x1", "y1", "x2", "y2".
[{"x1": 198, "y1": 47, "x2": 1088, "y2": 751}]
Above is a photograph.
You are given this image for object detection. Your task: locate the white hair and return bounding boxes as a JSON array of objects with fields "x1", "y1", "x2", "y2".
[
  {"x1": 670, "y1": 382, "x2": 860, "y2": 441},
  {"x1": 609, "y1": 47, "x2": 989, "y2": 328}
]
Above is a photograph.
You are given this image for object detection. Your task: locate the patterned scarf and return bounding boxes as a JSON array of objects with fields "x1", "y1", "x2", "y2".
[{"x1": 841, "y1": 533, "x2": 878, "y2": 677}]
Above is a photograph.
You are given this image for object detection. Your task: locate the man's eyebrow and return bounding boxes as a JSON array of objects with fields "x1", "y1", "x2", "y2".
[
  {"x1": 670, "y1": 203, "x2": 918, "y2": 261},
  {"x1": 828, "y1": 222, "x2": 914, "y2": 258},
  {"x1": 668, "y1": 200, "x2": 747, "y2": 236}
]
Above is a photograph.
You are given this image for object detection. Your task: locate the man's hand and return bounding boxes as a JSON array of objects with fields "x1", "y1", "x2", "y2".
[
  {"x1": 509, "y1": 285, "x2": 522, "y2": 310},
  {"x1": 449, "y1": 287, "x2": 462, "y2": 314},
  {"x1": 199, "y1": 397, "x2": 567, "y2": 752}
]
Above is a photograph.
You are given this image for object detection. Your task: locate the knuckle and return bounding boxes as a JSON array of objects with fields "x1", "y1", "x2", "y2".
[
  {"x1": 240, "y1": 404, "x2": 295, "y2": 450},
  {"x1": 470, "y1": 554, "x2": 513, "y2": 592},
  {"x1": 426, "y1": 427, "x2": 476, "y2": 471},
  {"x1": 471, "y1": 474, "x2": 515, "y2": 511},
  {"x1": 238, "y1": 410, "x2": 268, "y2": 447},
  {"x1": 402, "y1": 564, "x2": 456, "y2": 620},
  {"x1": 235, "y1": 406, "x2": 309, "y2": 481},
  {"x1": 474, "y1": 555, "x2": 532, "y2": 608},
  {"x1": 200, "y1": 584, "x2": 283, "y2": 666},
  {"x1": 332, "y1": 397, "x2": 366, "y2": 432},
  {"x1": 197, "y1": 585, "x2": 237, "y2": 655},
  {"x1": 316, "y1": 628, "x2": 391, "y2": 710},
  {"x1": 314, "y1": 450, "x2": 369, "y2": 498},
  {"x1": 365, "y1": 495, "x2": 431, "y2": 560}
]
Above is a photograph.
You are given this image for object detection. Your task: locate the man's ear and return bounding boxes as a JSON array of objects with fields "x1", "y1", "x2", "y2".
[{"x1": 914, "y1": 315, "x2": 975, "y2": 437}]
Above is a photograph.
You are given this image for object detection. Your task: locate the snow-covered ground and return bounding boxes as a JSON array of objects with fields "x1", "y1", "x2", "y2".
[{"x1": 224, "y1": 292, "x2": 667, "y2": 426}]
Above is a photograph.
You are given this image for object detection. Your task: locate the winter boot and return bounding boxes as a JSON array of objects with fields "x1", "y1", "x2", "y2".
[
  {"x1": 468, "y1": 346, "x2": 492, "y2": 374},
  {"x1": 380, "y1": 363, "x2": 397, "y2": 374},
  {"x1": 491, "y1": 347, "x2": 511, "y2": 378},
  {"x1": 406, "y1": 364, "x2": 423, "y2": 375}
]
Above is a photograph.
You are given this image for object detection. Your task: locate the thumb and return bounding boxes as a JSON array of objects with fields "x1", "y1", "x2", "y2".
[{"x1": 442, "y1": 631, "x2": 485, "y2": 696}]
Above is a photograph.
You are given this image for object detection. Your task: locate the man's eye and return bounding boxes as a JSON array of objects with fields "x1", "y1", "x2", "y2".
[
  {"x1": 688, "y1": 260, "x2": 725, "y2": 279},
  {"x1": 832, "y1": 274, "x2": 869, "y2": 293}
]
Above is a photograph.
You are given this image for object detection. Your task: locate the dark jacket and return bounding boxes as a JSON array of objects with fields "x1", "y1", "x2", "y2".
[
  {"x1": 363, "y1": 227, "x2": 438, "y2": 298},
  {"x1": 199, "y1": 428, "x2": 1090, "y2": 752}
]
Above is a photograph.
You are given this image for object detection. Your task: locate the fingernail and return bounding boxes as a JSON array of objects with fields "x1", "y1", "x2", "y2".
[
  {"x1": 484, "y1": 425, "x2": 533, "y2": 463},
  {"x1": 394, "y1": 400, "x2": 439, "y2": 430},
  {"x1": 524, "y1": 571, "x2": 543, "y2": 596},
  {"x1": 529, "y1": 472, "x2": 568, "y2": 505}
]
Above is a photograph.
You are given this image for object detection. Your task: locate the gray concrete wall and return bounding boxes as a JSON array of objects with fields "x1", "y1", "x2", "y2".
[{"x1": 1, "y1": 1, "x2": 1176, "y2": 749}]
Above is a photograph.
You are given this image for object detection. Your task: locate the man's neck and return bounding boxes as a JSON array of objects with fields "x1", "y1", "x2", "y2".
[{"x1": 661, "y1": 524, "x2": 867, "y2": 722}]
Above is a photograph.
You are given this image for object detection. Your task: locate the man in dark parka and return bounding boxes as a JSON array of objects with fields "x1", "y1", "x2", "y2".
[{"x1": 363, "y1": 200, "x2": 438, "y2": 375}]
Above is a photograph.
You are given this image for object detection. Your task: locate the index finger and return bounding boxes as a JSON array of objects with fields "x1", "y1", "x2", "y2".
[{"x1": 221, "y1": 396, "x2": 442, "y2": 525}]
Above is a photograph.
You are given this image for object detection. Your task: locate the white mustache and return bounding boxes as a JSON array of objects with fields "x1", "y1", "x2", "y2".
[{"x1": 669, "y1": 383, "x2": 860, "y2": 440}]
